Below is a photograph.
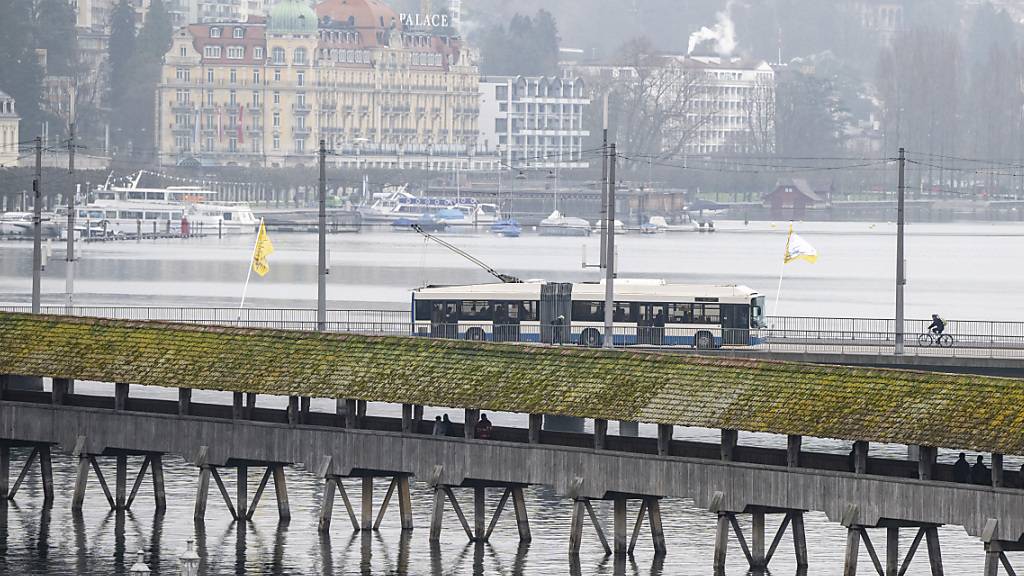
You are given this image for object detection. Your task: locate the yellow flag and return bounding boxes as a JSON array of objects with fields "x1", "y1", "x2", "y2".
[
  {"x1": 784, "y1": 225, "x2": 818, "y2": 264},
  {"x1": 252, "y1": 220, "x2": 274, "y2": 277}
]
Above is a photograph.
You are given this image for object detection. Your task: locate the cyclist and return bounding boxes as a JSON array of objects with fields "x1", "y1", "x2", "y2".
[{"x1": 928, "y1": 314, "x2": 946, "y2": 336}]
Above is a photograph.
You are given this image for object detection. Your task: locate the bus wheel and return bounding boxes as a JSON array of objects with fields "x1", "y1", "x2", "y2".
[
  {"x1": 466, "y1": 327, "x2": 486, "y2": 342},
  {"x1": 695, "y1": 331, "x2": 714, "y2": 350},
  {"x1": 580, "y1": 329, "x2": 602, "y2": 348}
]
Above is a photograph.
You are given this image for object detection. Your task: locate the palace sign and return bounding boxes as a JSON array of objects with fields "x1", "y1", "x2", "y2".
[{"x1": 399, "y1": 13, "x2": 450, "y2": 28}]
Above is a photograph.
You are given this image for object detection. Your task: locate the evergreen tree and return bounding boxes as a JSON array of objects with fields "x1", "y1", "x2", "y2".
[
  {"x1": 137, "y1": 0, "x2": 173, "y2": 61},
  {"x1": 107, "y1": 0, "x2": 137, "y2": 106},
  {"x1": 478, "y1": 10, "x2": 560, "y2": 76},
  {"x1": 34, "y1": 0, "x2": 78, "y2": 76},
  {"x1": 0, "y1": 0, "x2": 45, "y2": 138}
]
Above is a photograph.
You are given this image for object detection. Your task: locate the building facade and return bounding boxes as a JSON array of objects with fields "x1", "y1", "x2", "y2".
[
  {"x1": 0, "y1": 92, "x2": 20, "y2": 167},
  {"x1": 478, "y1": 76, "x2": 590, "y2": 169},
  {"x1": 156, "y1": 0, "x2": 482, "y2": 168}
]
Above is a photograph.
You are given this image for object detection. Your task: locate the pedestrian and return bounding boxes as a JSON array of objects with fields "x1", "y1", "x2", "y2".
[
  {"x1": 432, "y1": 415, "x2": 443, "y2": 436},
  {"x1": 552, "y1": 314, "x2": 565, "y2": 344},
  {"x1": 953, "y1": 452, "x2": 971, "y2": 483},
  {"x1": 442, "y1": 413, "x2": 453, "y2": 436},
  {"x1": 972, "y1": 455, "x2": 990, "y2": 486},
  {"x1": 475, "y1": 413, "x2": 493, "y2": 440}
]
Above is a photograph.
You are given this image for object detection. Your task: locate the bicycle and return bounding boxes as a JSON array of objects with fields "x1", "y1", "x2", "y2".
[{"x1": 917, "y1": 331, "x2": 953, "y2": 347}]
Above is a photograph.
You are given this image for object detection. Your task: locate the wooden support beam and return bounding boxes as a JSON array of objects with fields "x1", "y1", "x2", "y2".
[
  {"x1": 888, "y1": 526, "x2": 900, "y2": 576},
  {"x1": 209, "y1": 466, "x2": 238, "y2": 520},
  {"x1": 918, "y1": 446, "x2": 937, "y2": 480},
  {"x1": 273, "y1": 465, "x2": 290, "y2": 522},
  {"x1": 528, "y1": 414, "x2": 542, "y2": 444},
  {"x1": 114, "y1": 383, "x2": 128, "y2": 411},
  {"x1": 484, "y1": 487, "x2": 511, "y2": 542},
  {"x1": 178, "y1": 388, "x2": 192, "y2": 416},
  {"x1": 236, "y1": 465, "x2": 248, "y2": 520},
  {"x1": 787, "y1": 435, "x2": 802, "y2": 467},
  {"x1": 854, "y1": 441, "x2": 869, "y2": 474},
  {"x1": 765, "y1": 511, "x2": 793, "y2": 566},
  {"x1": 613, "y1": 496, "x2": 628, "y2": 556},
  {"x1": 844, "y1": 526, "x2": 862, "y2": 576},
  {"x1": 115, "y1": 454, "x2": 127, "y2": 510},
  {"x1": 925, "y1": 526, "x2": 944, "y2": 576},
  {"x1": 628, "y1": 498, "x2": 648, "y2": 554},
  {"x1": 984, "y1": 547, "x2": 1000, "y2": 576},
  {"x1": 444, "y1": 486, "x2": 475, "y2": 541},
  {"x1": 125, "y1": 455, "x2": 151, "y2": 510},
  {"x1": 39, "y1": 445, "x2": 53, "y2": 505},
  {"x1": 52, "y1": 378, "x2": 71, "y2": 405},
  {"x1": 401, "y1": 404, "x2": 414, "y2": 433},
  {"x1": 245, "y1": 393, "x2": 257, "y2": 419},
  {"x1": 1000, "y1": 552, "x2": 1018, "y2": 576},
  {"x1": 473, "y1": 486, "x2": 486, "y2": 541},
  {"x1": 232, "y1": 393, "x2": 244, "y2": 420},
  {"x1": 584, "y1": 499, "x2": 612, "y2": 555},
  {"x1": 430, "y1": 485, "x2": 445, "y2": 542},
  {"x1": 860, "y1": 528, "x2": 885, "y2": 576},
  {"x1": 594, "y1": 419, "x2": 608, "y2": 450},
  {"x1": 287, "y1": 396, "x2": 299, "y2": 426},
  {"x1": 647, "y1": 498, "x2": 666, "y2": 555},
  {"x1": 7, "y1": 447, "x2": 39, "y2": 500},
  {"x1": 0, "y1": 445, "x2": 7, "y2": 499},
  {"x1": 714, "y1": 513, "x2": 730, "y2": 574},
  {"x1": 344, "y1": 399, "x2": 359, "y2": 429},
  {"x1": 0, "y1": 374, "x2": 7, "y2": 401},
  {"x1": 751, "y1": 508, "x2": 766, "y2": 568},
  {"x1": 318, "y1": 476, "x2": 335, "y2": 532},
  {"x1": 398, "y1": 476, "x2": 413, "y2": 531},
  {"x1": 413, "y1": 404, "x2": 424, "y2": 423},
  {"x1": 993, "y1": 453, "x2": 1005, "y2": 488},
  {"x1": 657, "y1": 424, "x2": 672, "y2": 456},
  {"x1": 71, "y1": 455, "x2": 89, "y2": 511},
  {"x1": 246, "y1": 466, "x2": 272, "y2": 521},
  {"x1": 569, "y1": 499, "x2": 585, "y2": 555},
  {"x1": 334, "y1": 477, "x2": 359, "y2": 531},
  {"x1": 151, "y1": 454, "x2": 166, "y2": 511},
  {"x1": 300, "y1": 396, "x2": 310, "y2": 424},
  {"x1": 372, "y1": 477, "x2": 398, "y2": 531},
  {"x1": 511, "y1": 486, "x2": 530, "y2": 542},
  {"x1": 360, "y1": 477, "x2": 373, "y2": 530},
  {"x1": 90, "y1": 456, "x2": 116, "y2": 509},
  {"x1": 899, "y1": 528, "x2": 926, "y2": 576},
  {"x1": 464, "y1": 409, "x2": 479, "y2": 439},
  {"x1": 194, "y1": 466, "x2": 210, "y2": 520},
  {"x1": 721, "y1": 429, "x2": 738, "y2": 461},
  {"x1": 793, "y1": 511, "x2": 808, "y2": 568},
  {"x1": 728, "y1": 513, "x2": 754, "y2": 565}
]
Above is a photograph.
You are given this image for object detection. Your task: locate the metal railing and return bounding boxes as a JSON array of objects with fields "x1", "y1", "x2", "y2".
[{"x1": 4, "y1": 306, "x2": 1024, "y2": 360}]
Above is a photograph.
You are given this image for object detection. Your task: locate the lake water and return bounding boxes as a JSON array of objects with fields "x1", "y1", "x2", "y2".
[{"x1": 0, "y1": 220, "x2": 1021, "y2": 574}]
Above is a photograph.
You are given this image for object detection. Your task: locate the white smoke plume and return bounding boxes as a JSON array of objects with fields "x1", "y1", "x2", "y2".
[{"x1": 687, "y1": 2, "x2": 737, "y2": 56}]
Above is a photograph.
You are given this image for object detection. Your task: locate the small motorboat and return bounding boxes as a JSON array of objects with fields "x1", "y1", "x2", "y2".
[
  {"x1": 392, "y1": 214, "x2": 448, "y2": 233},
  {"x1": 539, "y1": 210, "x2": 591, "y2": 237},
  {"x1": 649, "y1": 216, "x2": 697, "y2": 233},
  {"x1": 640, "y1": 222, "x2": 662, "y2": 235},
  {"x1": 489, "y1": 218, "x2": 522, "y2": 238}
]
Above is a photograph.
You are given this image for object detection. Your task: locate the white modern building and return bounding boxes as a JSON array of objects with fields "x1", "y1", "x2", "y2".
[
  {"x1": 478, "y1": 76, "x2": 590, "y2": 170},
  {"x1": 0, "y1": 91, "x2": 19, "y2": 167}
]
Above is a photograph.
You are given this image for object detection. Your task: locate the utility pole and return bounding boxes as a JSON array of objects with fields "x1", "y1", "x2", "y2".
[
  {"x1": 32, "y1": 136, "x2": 43, "y2": 314},
  {"x1": 603, "y1": 143, "x2": 616, "y2": 349},
  {"x1": 317, "y1": 139, "x2": 327, "y2": 331},
  {"x1": 599, "y1": 94, "x2": 609, "y2": 269},
  {"x1": 66, "y1": 124, "x2": 76, "y2": 312},
  {"x1": 895, "y1": 147, "x2": 906, "y2": 355}
]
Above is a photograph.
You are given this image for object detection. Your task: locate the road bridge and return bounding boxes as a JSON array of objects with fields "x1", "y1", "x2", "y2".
[{"x1": 3, "y1": 312, "x2": 1024, "y2": 575}]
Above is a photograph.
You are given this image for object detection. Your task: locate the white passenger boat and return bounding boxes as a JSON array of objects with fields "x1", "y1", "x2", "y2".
[
  {"x1": 539, "y1": 210, "x2": 591, "y2": 237},
  {"x1": 649, "y1": 216, "x2": 698, "y2": 233},
  {"x1": 0, "y1": 212, "x2": 61, "y2": 237}
]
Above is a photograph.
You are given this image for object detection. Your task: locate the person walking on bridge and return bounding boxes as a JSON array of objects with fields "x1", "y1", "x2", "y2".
[
  {"x1": 953, "y1": 453, "x2": 971, "y2": 483},
  {"x1": 475, "y1": 413, "x2": 493, "y2": 440},
  {"x1": 972, "y1": 455, "x2": 991, "y2": 486}
]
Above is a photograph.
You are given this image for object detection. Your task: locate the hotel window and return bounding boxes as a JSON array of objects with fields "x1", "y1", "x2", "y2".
[
  {"x1": 254, "y1": 47, "x2": 264, "y2": 60},
  {"x1": 295, "y1": 139, "x2": 305, "y2": 153},
  {"x1": 228, "y1": 137, "x2": 238, "y2": 152},
  {"x1": 210, "y1": 27, "x2": 222, "y2": 38},
  {"x1": 205, "y1": 136, "x2": 214, "y2": 151},
  {"x1": 233, "y1": 27, "x2": 244, "y2": 39},
  {"x1": 229, "y1": 90, "x2": 237, "y2": 106},
  {"x1": 206, "y1": 90, "x2": 214, "y2": 106},
  {"x1": 297, "y1": 71, "x2": 304, "y2": 87},
  {"x1": 274, "y1": 69, "x2": 281, "y2": 82},
  {"x1": 179, "y1": 46, "x2": 187, "y2": 57},
  {"x1": 206, "y1": 68, "x2": 214, "y2": 83},
  {"x1": 271, "y1": 47, "x2": 285, "y2": 65},
  {"x1": 273, "y1": 136, "x2": 280, "y2": 150},
  {"x1": 176, "y1": 67, "x2": 189, "y2": 81},
  {"x1": 227, "y1": 47, "x2": 244, "y2": 60},
  {"x1": 175, "y1": 135, "x2": 190, "y2": 150},
  {"x1": 273, "y1": 91, "x2": 280, "y2": 105},
  {"x1": 273, "y1": 112, "x2": 280, "y2": 127},
  {"x1": 252, "y1": 70, "x2": 260, "y2": 84},
  {"x1": 229, "y1": 68, "x2": 237, "y2": 83},
  {"x1": 175, "y1": 89, "x2": 189, "y2": 104},
  {"x1": 203, "y1": 46, "x2": 221, "y2": 58},
  {"x1": 296, "y1": 93, "x2": 306, "y2": 108},
  {"x1": 294, "y1": 48, "x2": 307, "y2": 65},
  {"x1": 252, "y1": 92, "x2": 259, "y2": 107},
  {"x1": 205, "y1": 113, "x2": 214, "y2": 129}
]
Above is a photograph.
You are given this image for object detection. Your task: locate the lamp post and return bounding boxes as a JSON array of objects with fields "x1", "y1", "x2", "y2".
[
  {"x1": 129, "y1": 550, "x2": 150, "y2": 574},
  {"x1": 179, "y1": 539, "x2": 200, "y2": 576}
]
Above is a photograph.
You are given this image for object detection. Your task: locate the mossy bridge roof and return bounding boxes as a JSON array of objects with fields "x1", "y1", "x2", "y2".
[{"x1": 1, "y1": 312, "x2": 1023, "y2": 454}]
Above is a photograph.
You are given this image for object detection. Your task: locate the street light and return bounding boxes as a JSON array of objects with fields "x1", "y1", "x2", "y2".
[
  {"x1": 129, "y1": 550, "x2": 150, "y2": 574},
  {"x1": 179, "y1": 539, "x2": 200, "y2": 576}
]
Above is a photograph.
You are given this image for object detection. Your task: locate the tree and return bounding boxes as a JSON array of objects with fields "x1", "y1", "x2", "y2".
[
  {"x1": 107, "y1": 0, "x2": 137, "y2": 107},
  {"x1": 34, "y1": 0, "x2": 78, "y2": 76},
  {"x1": 478, "y1": 10, "x2": 560, "y2": 76},
  {"x1": 0, "y1": 0, "x2": 45, "y2": 138},
  {"x1": 775, "y1": 69, "x2": 846, "y2": 157},
  {"x1": 137, "y1": 0, "x2": 173, "y2": 61}
]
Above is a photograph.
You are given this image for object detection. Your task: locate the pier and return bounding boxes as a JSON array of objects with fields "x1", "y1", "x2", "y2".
[{"x1": 3, "y1": 312, "x2": 1024, "y2": 574}]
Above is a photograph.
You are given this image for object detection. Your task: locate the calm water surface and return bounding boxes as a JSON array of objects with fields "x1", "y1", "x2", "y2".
[{"x1": 0, "y1": 220, "x2": 1020, "y2": 574}]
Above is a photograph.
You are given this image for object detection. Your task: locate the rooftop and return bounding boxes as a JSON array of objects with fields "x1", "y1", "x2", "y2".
[{"x1": 2, "y1": 312, "x2": 1023, "y2": 455}]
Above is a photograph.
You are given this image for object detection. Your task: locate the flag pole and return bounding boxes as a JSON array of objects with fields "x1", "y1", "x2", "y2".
[
  {"x1": 772, "y1": 225, "x2": 792, "y2": 320},
  {"x1": 237, "y1": 218, "x2": 263, "y2": 323}
]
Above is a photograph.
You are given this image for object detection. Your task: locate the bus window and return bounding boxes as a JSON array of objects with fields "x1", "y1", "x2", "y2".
[
  {"x1": 119, "y1": 211, "x2": 144, "y2": 219},
  {"x1": 695, "y1": 304, "x2": 720, "y2": 324},
  {"x1": 519, "y1": 301, "x2": 539, "y2": 322},
  {"x1": 460, "y1": 300, "x2": 492, "y2": 321},
  {"x1": 612, "y1": 302, "x2": 636, "y2": 323},
  {"x1": 572, "y1": 301, "x2": 604, "y2": 322},
  {"x1": 667, "y1": 303, "x2": 693, "y2": 324},
  {"x1": 223, "y1": 212, "x2": 233, "y2": 221},
  {"x1": 750, "y1": 296, "x2": 765, "y2": 328},
  {"x1": 640, "y1": 304, "x2": 667, "y2": 327},
  {"x1": 414, "y1": 300, "x2": 431, "y2": 321}
]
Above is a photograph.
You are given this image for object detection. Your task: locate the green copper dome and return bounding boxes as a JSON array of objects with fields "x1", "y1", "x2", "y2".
[{"x1": 268, "y1": 0, "x2": 317, "y2": 35}]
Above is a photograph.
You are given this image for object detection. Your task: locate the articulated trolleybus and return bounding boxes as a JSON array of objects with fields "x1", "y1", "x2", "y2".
[{"x1": 412, "y1": 279, "x2": 765, "y2": 348}]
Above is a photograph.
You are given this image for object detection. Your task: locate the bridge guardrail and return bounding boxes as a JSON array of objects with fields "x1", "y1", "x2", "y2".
[{"x1": 2, "y1": 306, "x2": 1023, "y2": 359}]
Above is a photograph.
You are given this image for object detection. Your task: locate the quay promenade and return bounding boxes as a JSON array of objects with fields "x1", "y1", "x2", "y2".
[{"x1": 2, "y1": 312, "x2": 1024, "y2": 575}]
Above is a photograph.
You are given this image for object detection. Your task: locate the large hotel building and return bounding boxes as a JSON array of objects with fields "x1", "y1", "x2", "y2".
[{"x1": 155, "y1": 0, "x2": 482, "y2": 168}]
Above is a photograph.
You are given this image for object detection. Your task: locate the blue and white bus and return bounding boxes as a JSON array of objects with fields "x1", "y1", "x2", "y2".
[{"x1": 412, "y1": 280, "x2": 765, "y2": 348}]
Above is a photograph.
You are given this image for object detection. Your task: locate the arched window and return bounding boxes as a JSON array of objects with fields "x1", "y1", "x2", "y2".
[
  {"x1": 294, "y1": 47, "x2": 307, "y2": 64},
  {"x1": 271, "y1": 47, "x2": 285, "y2": 64}
]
